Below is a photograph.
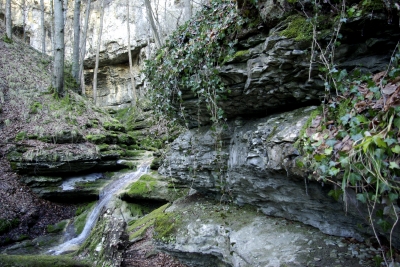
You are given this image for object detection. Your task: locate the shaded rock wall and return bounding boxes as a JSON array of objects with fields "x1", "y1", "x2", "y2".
[{"x1": 159, "y1": 107, "x2": 400, "y2": 244}]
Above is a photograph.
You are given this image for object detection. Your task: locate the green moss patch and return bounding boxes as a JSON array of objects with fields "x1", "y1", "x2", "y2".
[
  {"x1": 127, "y1": 203, "x2": 170, "y2": 241},
  {"x1": 103, "y1": 121, "x2": 126, "y2": 132},
  {"x1": 46, "y1": 220, "x2": 68, "y2": 233},
  {"x1": 85, "y1": 134, "x2": 106, "y2": 144},
  {"x1": 74, "y1": 202, "x2": 96, "y2": 234},
  {"x1": 0, "y1": 255, "x2": 90, "y2": 267},
  {"x1": 280, "y1": 15, "x2": 313, "y2": 41}
]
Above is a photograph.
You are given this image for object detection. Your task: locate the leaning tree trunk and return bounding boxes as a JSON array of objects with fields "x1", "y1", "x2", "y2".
[
  {"x1": 5, "y1": 0, "x2": 11, "y2": 40},
  {"x1": 40, "y1": 0, "x2": 45, "y2": 53},
  {"x1": 71, "y1": 0, "x2": 81, "y2": 88},
  {"x1": 79, "y1": 0, "x2": 91, "y2": 95},
  {"x1": 53, "y1": 0, "x2": 65, "y2": 97},
  {"x1": 144, "y1": 0, "x2": 162, "y2": 48},
  {"x1": 126, "y1": 0, "x2": 136, "y2": 106},
  {"x1": 93, "y1": 0, "x2": 105, "y2": 104}
]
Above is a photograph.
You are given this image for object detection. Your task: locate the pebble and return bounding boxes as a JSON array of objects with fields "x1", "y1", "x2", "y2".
[{"x1": 314, "y1": 257, "x2": 321, "y2": 261}]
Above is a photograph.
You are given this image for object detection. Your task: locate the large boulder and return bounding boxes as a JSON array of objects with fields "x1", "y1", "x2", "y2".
[{"x1": 159, "y1": 107, "x2": 381, "y2": 241}]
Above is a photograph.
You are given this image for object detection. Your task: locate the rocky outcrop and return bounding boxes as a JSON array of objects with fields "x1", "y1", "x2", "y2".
[
  {"x1": 155, "y1": 197, "x2": 384, "y2": 267},
  {"x1": 179, "y1": 14, "x2": 400, "y2": 126},
  {"x1": 159, "y1": 107, "x2": 400, "y2": 243}
]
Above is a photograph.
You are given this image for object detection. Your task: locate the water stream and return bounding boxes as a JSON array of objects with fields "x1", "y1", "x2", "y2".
[{"x1": 48, "y1": 164, "x2": 150, "y2": 255}]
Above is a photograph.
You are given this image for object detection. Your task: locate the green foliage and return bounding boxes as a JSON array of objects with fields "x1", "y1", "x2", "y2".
[
  {"x1": 1, "y1": 35, "x2": 13, "y2": 44},
  {"x1": 0, "y1": 218, "x2": 20, "y2": 234},
  {"x1": 29, "y1": 101, "x2": 43, "y2": 114},
  {"x1": 103, "y1": 121, "x2": 126, "y2": 132},
  {"x1": 15, "y1": 131, "x2": 27, "y2": 142},
  {"x1": 144, "y1": 0, "x2": 256, "y2": 125},
  {"x1": 298, "y1": 50, "x2": 400, "y2": 237}
]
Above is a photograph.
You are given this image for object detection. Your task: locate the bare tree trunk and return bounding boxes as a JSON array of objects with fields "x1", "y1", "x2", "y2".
[
  {"x1": 22, "y1": 0, "x2": 26, "y2": 42},
  {"x1": 71, "y1": 0, "x2": 81, "y2": 88},
  {"x1": 79, "y1": 0, "x2": 91, "y2": 95},
  {"x1": 51, "y1": 0, "x2": 55, "y2": 59},
  {"x1": 93, "y1": 0, "x2": 105, "y2": 104},
  {"x1": 144, "y1": 0, "x2": 162, "y2": 48},
  {"x1": 126, "y1": 0, "x2": 136, "y2": 106},
  {"x1": 185, "y1": 0, "x2": 191, "y2": 20},
  {"x1": 53, "y1": 0, "x2": 65, "y2": 97},
  {"x1": 40, "y1": 0, "x2": 45, "y2": 53},
  {"x1": 5, "y1": 0, "x2": 11, "y2": 40}
]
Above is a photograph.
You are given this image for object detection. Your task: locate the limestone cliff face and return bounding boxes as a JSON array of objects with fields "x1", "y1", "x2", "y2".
[{"x1": 0, "y1": 0, "x2": 205, "y2": 107}]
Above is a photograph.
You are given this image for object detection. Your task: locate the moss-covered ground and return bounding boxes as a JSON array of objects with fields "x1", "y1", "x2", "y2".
[{"x1": 0, "y1": 254, "x2": 90, "y2": 267}]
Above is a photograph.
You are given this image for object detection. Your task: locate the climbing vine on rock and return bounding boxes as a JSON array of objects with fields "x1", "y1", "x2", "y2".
[
  {"x1": 143, "y1": 0, "x2": 255, "y2": 126},
  {"x1": 298, "y1": 48, "x2": 400, "y2": 262}
]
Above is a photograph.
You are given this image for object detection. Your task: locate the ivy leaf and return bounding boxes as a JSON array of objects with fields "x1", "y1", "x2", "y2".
[
  {"x1": 324, "y1": 147, "x2": 333, "y2": 155},
  {"x1": 328, "y1": 189, "x2": 343, "y2": 201},
  {"x1": 373, "y1": 135, "x2": 387, "y2": 148},
  {"x1": 356, "y1": 193, "x2": 367, "y2": 203},
  {"x1": 326, "y1": 139, "x2": 337, "y2": 147},
  {"x1": 389, "y1": 192, "x2": 399, "y2": 202},
  {"x1": 329, "y1": 167, "x2": 340, "y2": 176},
  {"x1": 340, "y1": 114, "x2": 351, "y2": 125},
  {"x1": 389, "y1": 162, "x2": 400, "y2": 169},
  {"x1": 384, "y1": 138, "x2": 397, "y2": 146},
  {"x1": 348, "y1": 172, "x2": 361, "y2": 185},
  {"x1": 351, "y1": 133, "x2": 363, "y2": 141},
  {"x1": 314, "y1": 154, "x2": 326, "y2": 162},
  {"x1": 377, "y1": 219, "x2": 392, "y2": 232},
  {"x1": 393, "y1": 118, "x2": 400, "y2": 128},
  {"x1": 392, "y1": 145, "x2": 400, "y2": 154}
]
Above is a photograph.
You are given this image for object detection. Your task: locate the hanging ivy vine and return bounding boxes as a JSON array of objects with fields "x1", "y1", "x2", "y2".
[{"x1": 143, "y1": 0, "x2": 255, "y2": 125}]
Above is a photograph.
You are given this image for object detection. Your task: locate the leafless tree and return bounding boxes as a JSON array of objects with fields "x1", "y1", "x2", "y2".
[
  {"x1": 40, "y1": 0, "x2": 45, "y2": 53},
  {"x1": 93, "y1": 0, "x2": 105, "y2": 104},
  {"x1": 5, "y1": 0, "x2": 11, "y2": 39},
  {"x1": 126, "y1": 0, "x2": 136, "y2": 105},
  {"x1": 71, "y1": 0, "x2": 81, "y2": 88},
  {"x1": 53, "y1": 0, "x2": 65, "y2": 97},
  {"x1": 79, "y1": 0, "x2": 91, "y2": 95},
  {"x1": 144, "y1": 0, "x2": 162, "y2": 48}
]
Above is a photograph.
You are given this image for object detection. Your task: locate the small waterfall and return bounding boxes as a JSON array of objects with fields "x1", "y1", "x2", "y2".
[{"x1": 48, "y1": 163, "x2": 149, "y2": 255}]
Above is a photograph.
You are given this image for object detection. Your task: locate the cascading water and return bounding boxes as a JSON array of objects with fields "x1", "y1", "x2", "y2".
[{"x1": 48, "y1": 164, "x2": 150, "y2": 255}]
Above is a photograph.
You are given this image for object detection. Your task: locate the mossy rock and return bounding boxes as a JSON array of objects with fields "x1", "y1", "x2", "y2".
[
  {"x1": 103, "y1": 121, "x2": 126, "y2": 132},
  {"x1": 104, "y1": 132, "x2": 119, "y2": 144},
  {"x1": 150, "y1": 158, "x2": 161, "y2": 170},
  {"x1": 127, "y1": 203, "x2": 170, "y2": 241},
  {"x1": 85, "y1": 134, "x2": 106, "y2": 144},
  {"x1": 280, "y1": 15, "x2": 313, "y2": 42},
  {"x1": 46, "y1": 220, "x2": 68, "y2": 233},
  {"x1": 100, "y1": 149, "x2": 124, "y2": 159},
  {"x1": 153, "y1": 212, "x2": 179, "y2": 243},
  {"x1": 117, "y1": 133, "x2": 135, "y2": 145},
  {"x1": 96, "y1": 143, "x2": 109, "y2": 151},
  {"x1": 121, "y1": 174, "x2": 188, "y2": 202},
  {"x1": 0, "y1": 255, "x2": 90, "y2": 267}
]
